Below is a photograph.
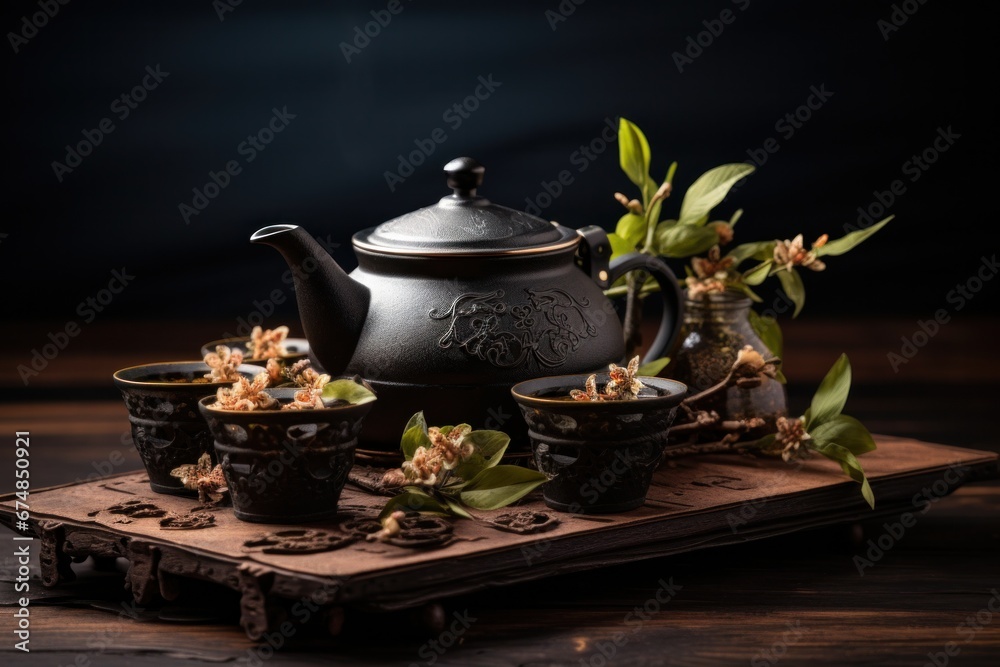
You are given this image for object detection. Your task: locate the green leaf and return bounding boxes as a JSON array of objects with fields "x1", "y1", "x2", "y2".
[
  {"x1": 751, "y1": 433, "x2": 778, "y2": 452},
  {"x1": 618, "y1": 118, "x2": 651, "y2": 190},
  {"x1": 747, "y1": 310, "x2": 783, "y2": 358},
  {"x1": 607, "y1": 232, "x2": 633, "y2": 258},
  {"x1": 655, "y1": 223, "x2": 718, "y2": 258},
  {"x1": 452, "y1": 429, "x2": 510, "y2": 480},
  {"x1": 742, "y1": 260, "x2": 773, "y2": 286},
  {"x1": 321, "y1": 379, "x2": 376, "y2": 405},
  {"x1": 814, "y1": 442, "x2": 875, "y2": 509},
  {"x1": 637, "y1": 357, "x2": 670, "y2": 377},
  {"x1": 776, "y1": 268, "x2": 805, "y2": 318},
  {"x1": 677, "y1": 164, "x2": 755, "y2": 226},
  {"x1": 817, "y1": 216, "x2": 893, "y2": 257},
  {"x1": 810, "y1": 414, "x2": 876, "y2": 456},
  {"x1": 442, "y1": 496, "x2": 473, "y2": 519},
  {"x1": 466, "y1": 430, "x2": 510, "y2": 465},
  {"x1": 379, "y1": 490, "x2": 452, "y2": 519},
  {"x1": 727, "y1": 240, "x2": 775, "y2": 266},
  {"x1": 400, "y1": 411, "x2": 431, "y2": 461},
  {"x1": 615, "y1": 213, "x2": 646, "y2": 249},
  {"x1": 806, "y1": 354, "x2": 852, "y2": 429},
  {"x1": 459, "y1": 465, "x2": 548, "y2": 511},
  {"x1": 646, "y1": 197, "x2": 663, "y2": 231},
  {"x1": 403, "y1": 411, "x2": 426, "y2": 434},
  {"x1": 729, "y1": 281, "x2": 763, "y2": 303}
]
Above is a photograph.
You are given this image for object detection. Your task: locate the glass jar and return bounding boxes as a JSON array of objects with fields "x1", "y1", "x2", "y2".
[{"x1": 669, "y1": 291, "x2": 786, "y2": 438}]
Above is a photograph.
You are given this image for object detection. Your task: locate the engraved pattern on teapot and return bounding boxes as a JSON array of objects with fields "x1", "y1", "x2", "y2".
[{"x1": 429, "y1": 288, "x2": 598, "y2": 369}]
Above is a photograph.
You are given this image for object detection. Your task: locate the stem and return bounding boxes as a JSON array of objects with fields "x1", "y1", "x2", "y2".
[
  {"x1": 663, "y1": 440, "x2": 741, "y2": 457},
  {"x1": 622, "y1": 271, "x2": 645, "y2": 360},
  {"x1": 683, "y1": 372, "x2": 734, "y2": 406}
]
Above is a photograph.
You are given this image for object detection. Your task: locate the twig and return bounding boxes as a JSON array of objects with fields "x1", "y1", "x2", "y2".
[{"x1": 663, "y1": 440, "x2": 743, "y2": 457}]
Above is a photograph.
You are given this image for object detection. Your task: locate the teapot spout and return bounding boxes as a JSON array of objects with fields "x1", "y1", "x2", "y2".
[{"x1": 251, "y1": 224, "x2": 369, "y2": 375}]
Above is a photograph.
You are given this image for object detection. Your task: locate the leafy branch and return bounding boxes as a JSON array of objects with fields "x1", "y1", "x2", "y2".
[
  {"x1": 378, "y1": 412, "x2": 547, "y2": 521},
  {"x1": 608, "y1": 117, "x2": 754, "y2": 360},
  {"x1": 670, "y1": 354, "x2": 878, "y2": 508}
]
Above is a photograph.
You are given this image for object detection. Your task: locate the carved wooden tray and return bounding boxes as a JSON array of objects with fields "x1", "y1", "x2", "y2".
[{"x1": 2, "y1": 436, "x2": 996, "y2": 639}]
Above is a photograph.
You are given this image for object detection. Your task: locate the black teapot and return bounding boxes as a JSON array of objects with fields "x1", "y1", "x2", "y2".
[{"x1": 252, "y1": 157, "x2": 683, "y2": 452}]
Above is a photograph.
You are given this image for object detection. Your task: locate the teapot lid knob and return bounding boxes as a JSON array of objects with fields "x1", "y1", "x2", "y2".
[{"x1": 444, "y1": 157, "x2": 484, "y2": 197}]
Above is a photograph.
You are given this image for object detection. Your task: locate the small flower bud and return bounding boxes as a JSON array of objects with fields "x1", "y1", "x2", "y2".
[
  {"x1": 652, "y1": 181, "x2": 672, "y2": 202},
  {"x1": 381, "y1": 468, "x2": 407, "y2": 488},
  {"x1": 813, "y1": 234, "x2": 829, "y2": 248},
  {"x1": 709, "y1": 222, "x2": 734, "y2": 245}
]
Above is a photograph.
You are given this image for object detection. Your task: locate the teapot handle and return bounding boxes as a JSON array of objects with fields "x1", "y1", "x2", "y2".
[{"x1": 576, "y1": 226, "x2": 684, "y2": 365}]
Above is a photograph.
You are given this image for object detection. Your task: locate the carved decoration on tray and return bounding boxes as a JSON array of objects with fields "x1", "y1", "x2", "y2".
[
  {"x1": 102, "y1": 499, "x2": 168, "y2": 518},
  {"x1": 90, "y1": 499, "x2": 217, "y2": 530},
  {"x1": 342, "y1": 515, "x2": 455, "y2": 549},
  {"x1": 160, "y1": 512, "x2": 216, "y2": 530},
  {"x1": 242, "y1": 529, "x2": 355, "y2": 555},
  {"x1": 487, "y1": 510, "x2": 560, "y2": 534}
]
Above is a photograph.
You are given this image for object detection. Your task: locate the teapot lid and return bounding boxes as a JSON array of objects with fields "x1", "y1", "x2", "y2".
[{"x1": 353, "y1": 157, "x2": 578, "y2": 256}]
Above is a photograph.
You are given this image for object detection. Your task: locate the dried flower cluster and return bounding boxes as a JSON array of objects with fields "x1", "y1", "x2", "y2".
[
  {"x1": 773, "y1": 234, "x2": 828, "y2": 272},
  {"x1": 283, "y1": 360, "x2": 332, "y2": 410},
  {"x1": 773, "y1": 416, "x2": 812, "y2": 462},
  {"x1": 213, "y1": 372, "x2": 278, "y2": 411},
  {"x1": 391, "y1": 425, "x2": 475, "y2": 487},
  {"x1": 204, "y1": 345, "x2": 245, "y2": 383},
  {"x1": 686, "y1": 245, "x2": 735, "y2": 298},
  {"x1": 247, "y1": 325, "x2": 289, "y2": 360},
  {"x1": 571, "y1": 356, "x2": 644, "y2": 402},
  {"x1": 210, "y1": 358, "x2": 336, "y2": 412},
  {"x1": 170, "y1": 452, "x2": 228, "y2": 504}
]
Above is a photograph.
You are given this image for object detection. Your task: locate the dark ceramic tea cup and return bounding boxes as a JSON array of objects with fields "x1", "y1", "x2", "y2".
[
  {"x1": 198, "y1": 388, "x2": 375, "y2": 523},
  {"x1": 113, "y1": 361, "x2": 266, "y2": 495},
  {"x1": 511, "y1": 374, "x2": 686, "y2": 513}
]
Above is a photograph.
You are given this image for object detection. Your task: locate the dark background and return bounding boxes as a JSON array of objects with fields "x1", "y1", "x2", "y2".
[{"x1": 1, "y1": 1, "x2": 989, "y2": 347}]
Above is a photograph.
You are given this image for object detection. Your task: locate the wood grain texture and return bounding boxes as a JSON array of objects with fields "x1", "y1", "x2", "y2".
[{"x1": 1, "y1": 318, "x2": 998, "y2": 665}]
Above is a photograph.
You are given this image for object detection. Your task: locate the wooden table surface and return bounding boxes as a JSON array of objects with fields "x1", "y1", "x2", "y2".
[{"x1": 1, "y1": 318, "x2": 998, "y2": 666}]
